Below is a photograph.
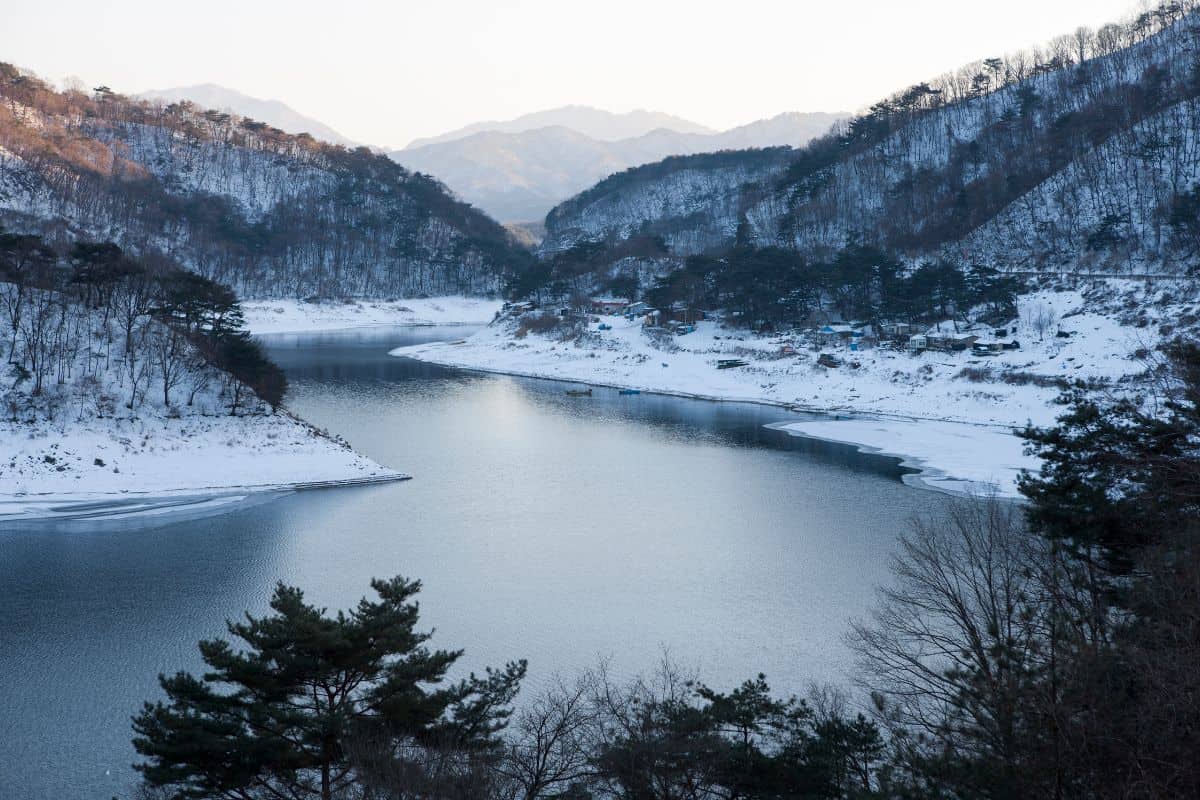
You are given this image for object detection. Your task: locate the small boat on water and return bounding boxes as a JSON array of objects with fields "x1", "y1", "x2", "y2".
[
  {"x1": 565, "y1": 388, "x2": 593, "y2": 397},
  {"x1": 618, "y1": 388, "x2": 641, "y2": 395}
]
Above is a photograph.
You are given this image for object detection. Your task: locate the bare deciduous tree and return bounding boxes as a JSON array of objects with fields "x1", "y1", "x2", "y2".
[
  {"x1": 501, "y1": 673, "x2": 598, "y2": 799},
  {"x1": 849, "y1": 497, "x2": 1050, "y2": 794}
]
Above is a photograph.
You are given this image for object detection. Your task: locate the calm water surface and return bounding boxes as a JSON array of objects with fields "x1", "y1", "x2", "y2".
[{"x1": 0, "y1": 325, "x2": 946, "y2": 799}]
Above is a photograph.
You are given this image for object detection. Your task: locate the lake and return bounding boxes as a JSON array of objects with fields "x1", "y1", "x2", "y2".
[{"x1": 0, "y1": 325, "x2": 946, "y2": 799}]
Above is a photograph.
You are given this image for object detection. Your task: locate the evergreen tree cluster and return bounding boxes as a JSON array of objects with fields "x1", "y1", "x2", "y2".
[
  {"x1": 511, "y1": 240, "x2": 1020, "y2": 332},
  {"x1": 132, "y1": 580, "x2": 883, "y2": 800},
  {"x1": 644, "y1": 244, "x2": 1019, "y2": 328}
]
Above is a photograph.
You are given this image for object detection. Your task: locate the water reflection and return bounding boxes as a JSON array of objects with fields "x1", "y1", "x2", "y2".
[{"x1": 0, "y1": 324, "x2": 940, "y2": 799}]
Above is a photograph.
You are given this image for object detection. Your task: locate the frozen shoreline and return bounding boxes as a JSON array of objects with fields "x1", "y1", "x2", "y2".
[
  {"x1": 0, "y1": 473, "x2": 407, "y2": 525},
  {"x1": 0, "y1": 411, "x2": 408, "y2": 525},
  {"x1": 768, "y1": 418, "x2": 1036, "y2": 497},
  {"x1": 388, "y1": 352, "x2": 1035, "y2": 498},
  {"x1": 2, "y1": 295, "x2": 505, "y2": 524},
  {"x1": 242, "y1": 297, "x2": 504, "y2": 334},
  {"x1": 388, "y1": 287, "x2": 1169, "y2": 498}
]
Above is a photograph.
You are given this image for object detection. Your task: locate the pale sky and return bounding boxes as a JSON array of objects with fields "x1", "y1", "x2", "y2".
[{"x1": 5, "y1": 0, "x2": 1141, "y2": 148}]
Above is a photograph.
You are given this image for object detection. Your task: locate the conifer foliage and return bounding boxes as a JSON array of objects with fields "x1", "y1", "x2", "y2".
[
  {"x1": 132, "y1": 576, "x2": 527, "y2": 800},
  {"x1": 1019, "y1": 340, "x2": 1200, "y2": 571}
]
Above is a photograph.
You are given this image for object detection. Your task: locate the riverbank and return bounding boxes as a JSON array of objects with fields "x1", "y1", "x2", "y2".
[
  {"x1": 242, "y1": 297, "x2": 504, "y2": 334},
  {"x1": 389, "y1": 344, "x2": 1036, "y2": 496},
  {"x1": 0, "y1": 410, "x2": 407, "y2": 524},
  {"x1": 769, "y1": 418, "x2": 1037, "y2": 496},
  {"x1": 391, "y1": 286, "x2": 1166, "y2": 497},
  {"x1": 0, "y1": 296, "x2": 502, "y2": 523}
]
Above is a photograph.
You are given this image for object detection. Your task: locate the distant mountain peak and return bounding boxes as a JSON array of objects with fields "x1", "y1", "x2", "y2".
[
  {"x1": 404, "y1": 106, "x2": 716, "y2": 150},
  {"x1": 139, "y1": 84, "x2": 357, "y2": 148}
]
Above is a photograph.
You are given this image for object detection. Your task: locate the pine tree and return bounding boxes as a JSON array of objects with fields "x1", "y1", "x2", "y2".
[
  {"x1": 132, "y1": 576, "x2": 526, "y2": 800},
  {"x1": 1018, "y1": 340, "x2": 1200, "y2": 573}
]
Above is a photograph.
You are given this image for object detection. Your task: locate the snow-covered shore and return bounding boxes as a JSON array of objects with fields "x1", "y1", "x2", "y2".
[
  {"x1": 769, "y1": 418, "x2": 1037, "y2": 496},
  {"x1": 2, "y1": 295, "x2": 504, "y2": 524},
  {"x1": 242, "y1": 297, "x2": 504, "y2": 335},
  {"x1": 0, "y1": 411, "x2": 407, "y2": 524},
  {"x1": 391, "y1": 285, "x2": 1173, "y2": 497},
  {"x1": 0, "y1": 288, "x2": 417, "y2": 524}
]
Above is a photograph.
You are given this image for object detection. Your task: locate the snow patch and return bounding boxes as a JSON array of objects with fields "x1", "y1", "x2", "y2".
[
  {"x1": 242, "y1": 297, "x2": 504, "y2": 335},
  {"x1": 0, "y1": 412, "x2": 408, "y2": 523},
  {"x1": 770, "y1": 418, "x2": 1036, "y2": 497}
]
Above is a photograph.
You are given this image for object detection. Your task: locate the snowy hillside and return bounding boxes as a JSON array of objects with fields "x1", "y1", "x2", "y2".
[
  {"x1": 541, "y1": 149, "x2": 797, "y2": 254},
  {"x1": 544, "y1": 4, "x2": 1200, "y2": 274},
  {"x1": 0, "y1": 66, "x2": 527, "y2": 300}
]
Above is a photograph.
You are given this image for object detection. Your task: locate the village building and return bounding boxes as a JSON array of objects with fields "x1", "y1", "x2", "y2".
[
  {"x1": 879, "y1": 322, "x2": 915, "y2": 340},
  {"x1": 589, "y1": 296, "x2": 630, "y2": 315},
  {"x1": 926, "y1": 332, "x2": 979, "y2": 352},
  {"x1": 972, "y1": 339, "x2": 1005, "y2": 356},
  {"x1": 818, "y1": 323, "x2": 866, "y2": 347}
]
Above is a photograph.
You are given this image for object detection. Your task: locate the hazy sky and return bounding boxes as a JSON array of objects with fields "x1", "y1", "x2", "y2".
[{"x1": 6, "y1": 0, "x2": 1140, "y2": 148}]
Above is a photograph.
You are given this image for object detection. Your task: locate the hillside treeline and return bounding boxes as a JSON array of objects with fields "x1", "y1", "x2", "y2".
[{"x1": 518, "y1": 239, "x2": 1020, "y2": 331}]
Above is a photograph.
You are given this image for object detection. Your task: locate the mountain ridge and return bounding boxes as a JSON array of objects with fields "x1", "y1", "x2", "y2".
[
  {"x1": 0, "y1": 68, "x2": 528, "y2": 300},
  {"x1": 403, "y1": 105, "x2": 717, "y2": 149},
  {"x1": 537, "y1": 4, "x2": 1200, "y2": 277},
  {"x1": 390, "y1": 111, "x2": 849, "y2": 223}
]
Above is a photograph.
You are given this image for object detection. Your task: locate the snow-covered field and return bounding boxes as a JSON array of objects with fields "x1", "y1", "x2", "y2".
[
  {"x1": 392, "y1": 282, "x2": 1185, "y2": 497},
  {"x1": 242, "y1": 297, "x2": 504, "y2": 334}
]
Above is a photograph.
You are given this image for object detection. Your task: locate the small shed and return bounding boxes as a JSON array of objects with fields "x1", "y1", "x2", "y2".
[
  {"x1": 927, "y1": 333, "x2": 978, "y2": 352},
  {"x1": 972, "y1": 340, "x2": 1004, "y2": 356},
  {"x1": 818, "y1": 324, "x2": 864, "y2": 346}
]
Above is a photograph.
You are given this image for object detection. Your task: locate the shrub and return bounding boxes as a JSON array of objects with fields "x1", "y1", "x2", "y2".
[
  {"x1": 515, "y1": 312, "x2": 574, "y2": 339},
  {"x1": 1002, "y1": 371, "x2": 1070, "y2": 389},
  {"x1": 956, "y1": 365, "x2": 994, "y2": 382}
]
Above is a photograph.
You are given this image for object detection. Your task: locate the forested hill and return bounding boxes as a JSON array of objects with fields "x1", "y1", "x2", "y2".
[
  {"x1": 0, "y1": 66, "x2": 529, "y2": 299},
  {"x1": 543, "y1": 1, "x2": 1200, "y2": 275},
  {"x1": 543, "y1": 148, "x2": 798, "y2": 254}
]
